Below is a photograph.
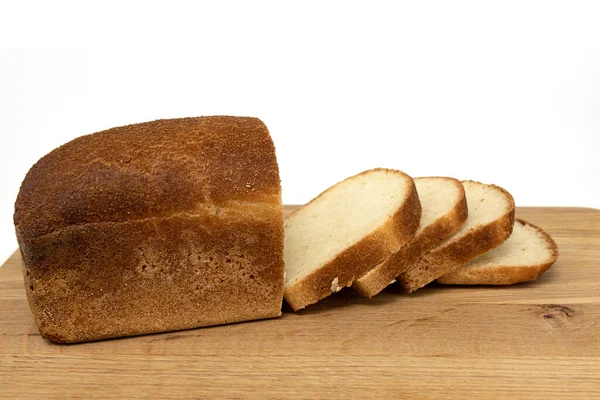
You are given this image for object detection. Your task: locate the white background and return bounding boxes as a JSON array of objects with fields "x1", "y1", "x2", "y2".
[{"x1": 1, "y1": 1, "x2": 599, "y2": 264}]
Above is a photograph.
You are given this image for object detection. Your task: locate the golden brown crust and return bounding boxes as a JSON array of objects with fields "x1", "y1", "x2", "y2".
[
  {"x1": 354, "y1": 177, "x2": 468, "y2": 298},
  {"x1": 436, "y1": 219, "x2": 559, "y2": 285},
  {"x1": 16, "y1": 117, "x2": 285, "y2": 343},
  {"x1": 283, "y1": 170, "x2": 421, "y2": 311},
  {"x1": 398, "y1": 181, "x2": 515, "y2": 293},
  {"x1": 15, "y1": 116, "x2": 281, "y2": 239}
]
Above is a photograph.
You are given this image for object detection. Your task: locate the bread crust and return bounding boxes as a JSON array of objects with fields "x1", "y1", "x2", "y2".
[
  {"x1": 436, "y1": 219, "x2": 559, "y2": 285},
  {"x1": 354, "y1": 177, "x2": 468, "y2": 298},
  {"x1": 397, "y1": 181, "x2": 515, "y2": 293},
  {"x1": 16, "y1": 116, "x2": 285, "y2": 343},
  {"x1": 15, "y1": 116, "x2": 281, "y2": 238},
  {"x1": 283, "y1": 169, "x2": 422, "y2": 311}
]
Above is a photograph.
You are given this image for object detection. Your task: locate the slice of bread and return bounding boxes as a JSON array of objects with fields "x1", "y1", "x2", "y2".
[
  {"x1": 354, "y1": 177, "x2": 468, "y2": 298},
  {"x1": 436, "y1": 219, "x2": 558, "y2": 285},
  {"x1": 397, "y1": 180, "x2": 515, "y2": 293},
  {"x1": 283, "y1": 168, "x2": 422, "y2": 311}
]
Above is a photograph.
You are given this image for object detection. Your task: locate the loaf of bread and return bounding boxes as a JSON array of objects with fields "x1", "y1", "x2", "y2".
[
  {"x1": 283, "y1": 169, "x2": 421, "y2": 310},
  {"x1": 354, "y1": 177, "x2": 468, "y2": 298},
  {"x1": 14, "y1": 116, "x2": 285, "y2": 343},
  {"x1": 437, "y1": 219, "x2": 559, "y2": 285}
]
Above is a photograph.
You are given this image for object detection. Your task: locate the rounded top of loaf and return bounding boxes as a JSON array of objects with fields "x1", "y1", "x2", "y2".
[{"x1": 14, "y1": 116, "x2": 281, "y2": 239}]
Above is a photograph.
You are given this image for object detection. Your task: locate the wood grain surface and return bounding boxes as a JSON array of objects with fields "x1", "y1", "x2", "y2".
[{"x1": 1, "y1": 206, "x2": 599, "y2": 399}]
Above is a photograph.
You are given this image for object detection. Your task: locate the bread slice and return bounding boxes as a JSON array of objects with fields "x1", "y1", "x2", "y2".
[
  {"x1": 397, "y1": 180, "x2": 515, "y2": 293},
  {"x1": 283, "y1": 168, "x2": 421, "y2": 311},
  {"x1": 354, "y1": 177, "x2": 468, "y2": 298},
  {"x1": 436, "y1": 219, "x2": 558, "y2": 285}
]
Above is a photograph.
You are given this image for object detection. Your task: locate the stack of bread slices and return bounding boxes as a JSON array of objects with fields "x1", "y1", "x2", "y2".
[{"x1": 284, "y1": 169, "x2": 559, "y2": 310}]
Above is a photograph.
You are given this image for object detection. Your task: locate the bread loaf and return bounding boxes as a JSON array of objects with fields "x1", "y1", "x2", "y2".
[{"x1": 15, "y1": 116, "x2": 285, "y2": 343}]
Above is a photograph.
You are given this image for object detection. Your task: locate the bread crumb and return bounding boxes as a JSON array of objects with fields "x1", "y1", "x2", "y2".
[
  {"x1": 389, "y1": 279, "x2": 396, "y2": 285},
  {"x1": 330, "y1": 277, "x2": 342, "y2": 292}
]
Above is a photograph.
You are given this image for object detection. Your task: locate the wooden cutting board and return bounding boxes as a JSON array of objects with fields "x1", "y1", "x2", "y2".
[{"x1": 1, "y1": 206, "x2": 599, "y2": 399}]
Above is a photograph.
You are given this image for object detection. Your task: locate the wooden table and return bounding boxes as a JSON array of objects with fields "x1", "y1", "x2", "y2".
[{"x1": 1, "y1": 207, "x2": 599, "y2": 399}]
